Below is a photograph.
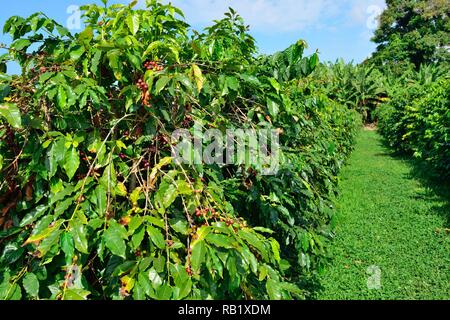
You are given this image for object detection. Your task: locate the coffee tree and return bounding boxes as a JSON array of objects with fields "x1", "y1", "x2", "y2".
[{"x1": 0, "y1": 0, "x2": 359, "y2": 300}]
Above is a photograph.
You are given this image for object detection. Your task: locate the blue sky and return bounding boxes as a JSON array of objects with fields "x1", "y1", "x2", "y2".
[{"x1": 0, "y1": 0, "x2": 386, "y2": 74}]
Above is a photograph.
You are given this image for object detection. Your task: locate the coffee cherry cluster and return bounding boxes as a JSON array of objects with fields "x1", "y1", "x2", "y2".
[
  {"x1": 79, "y1": 151, "x2": 88, "y2": 162},
  {"x1": 225, "y1": 218, "x2": 236, "y2": 227},
  {"x1": 29, "y1": 64, "x2": 61, "y2": 75},
  {"x1": 156, "y1": 133, "x2": 170, "y2": 146},
  {"x1": 148, "y1": 144, "x2": 157, "y2": 154},
  {"x1": 182, "y1": 115, "x2": 193, "y2": 128},
  {"x1": 119, "y1": 286, "x2": 130, "y2": 298},
  {"x1": 4, "y1": 127, "x2": 15, "y2": 147},
  {"x1": 143, "y1": 60, "x2": 164, "y2": 72},
  {"x1": 76, "y1": 173, "x2": 87, "y2": 180},
  {"x1": 141, "y1": 159, "x2": 150, "y2": 169},
  {"x1": 119, "y1": 216, "x2": 131, "y2": 226},
  {"x1": 136, "y1": 78, "x2": 148, "y2": 91},
  {"x1": 193, "y1": 207, "x2": 248, "y2": 230},
  {"x1": 195, "y1": 207, "x2": 216, "y2": 218},
  {"x1": 136, "y1": 78, "x2": 152, "y2": 106},
  {"x1": 166, "y1": 239, "x2": 174, "y2": 247},
  {"x1": 134, "y1": 126, "x2": 143, "y2": 138}
]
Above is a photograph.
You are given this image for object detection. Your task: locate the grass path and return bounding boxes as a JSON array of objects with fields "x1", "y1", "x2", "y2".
[{"x1": 318, "y1": 129, "x2": 449, "y2": 300}]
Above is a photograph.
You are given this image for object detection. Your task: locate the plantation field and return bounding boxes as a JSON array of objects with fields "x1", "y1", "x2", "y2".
[
  {"x1": 0, "y1": 0, "x2": 448, "y2": 301},
  {"x1": 319, "y1": 130, "x2": 450, "y2": 300}
]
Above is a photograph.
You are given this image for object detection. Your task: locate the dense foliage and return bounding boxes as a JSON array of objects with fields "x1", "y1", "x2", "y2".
[
  {"x1": 377, "y1": 66, "x2": 450, "y2": 177},
  {"x1": 308, "y1": 60, "x2": 386, "y2": 123},
  {"x1": 371, "y1": 0, "x2": 450, "y2": 71},
  {"x1": 0, "y1": 1, "x2": 359, "y2": 300},
  {"x1": 366, "y1": 0, "x2": 449, "y2": 177}
]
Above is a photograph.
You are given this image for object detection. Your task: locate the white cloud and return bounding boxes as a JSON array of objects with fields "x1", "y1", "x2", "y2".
[
  {"x1": 177, "y1": 0, "x2": 341, "y2": 32},
  {"x1": 136, "y1": 0, "x2": 386, "y2": 33},
  {"x1": 348, "y1": 0, "x2": 386, "y2": 27}
]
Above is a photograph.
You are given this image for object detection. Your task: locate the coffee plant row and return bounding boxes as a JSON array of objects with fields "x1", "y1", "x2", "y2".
[
  {"x1": 309, "y1": 60, "x2": 386, "y2": 124},
  {"x1": 0, "y1": 1, "x2": 360, "y2": 300},
  {"x1": 377, "y1": 65, "x2": 450, "y2": 178}
]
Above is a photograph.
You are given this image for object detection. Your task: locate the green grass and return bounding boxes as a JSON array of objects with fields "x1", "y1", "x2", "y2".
[{"x1": 318, "y1": 129, "x2": 450, "y2": 300}]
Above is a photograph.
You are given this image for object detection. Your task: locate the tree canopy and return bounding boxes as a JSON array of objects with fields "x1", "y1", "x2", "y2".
[{"x1": 370, "y1": 0, "x2": 450, "y2": 70}]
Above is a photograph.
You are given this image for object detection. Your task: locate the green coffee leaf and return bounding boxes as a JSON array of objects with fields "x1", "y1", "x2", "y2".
[
  {"x1": 267, "y1": 99, "x2": 279, "y2": 118},
  {"x1": 146, "y1": 226, "x2": 165, "y2": 249},
  {"x1": 155, "y1": 76, "x2": 170, "y2": 94},
  {"x1": 94, "y1": 185, "x2": 107, "y2": 217},
  {"x1": 0, "y1": 103, "x2": 22, "y2": 128},
  {"x1": 60, "y1": 232, "x2": 75, "y2": 264},
  {"x1": 22, "y1": 273, "x2": 39, "y2": 298},
  {"x1": 20, "y1": 205, "x2": 49, "y2": 227},
  {"x1": 131, "y1": 225, "x2": 145, "y2": 250},
  {"x1": 126, "y1": 14, "x2": 140, "y2": 35},
  {"x1": 104, "y1": 221, "x2": 128, "y2": 258},
  {"x1": 63, "y1": 146, "x2": 80, "y2": 181},
  {"x1": 69, "y1": 219, "x2": 89, "y2": 254},
  {"x1": 148, "y1": 268, "x2": 163, "y2": 289},
  {"x1": 190, "y1": 240, "x2": 206, "y2": 272},
  {"x1": 63, "y1": 288, "x2": 90, "y2": 300},
  {"x1": 46, "y1": 137, "x2": 66, "y2": 179},
  {"x1": 0, "y1": 282, "x2": 22, "y2": 300},
  {"x1": 206, "y1": 233, "x2": 235, "y2": 249},
  {"x1": 24, "y1": 220, "x2": 63, "y2": 245}
]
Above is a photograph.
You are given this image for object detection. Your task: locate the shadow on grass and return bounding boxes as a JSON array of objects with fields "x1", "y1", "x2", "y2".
[
  {"x1": 373, "y1": 152, "x2": 391, "y2": 157},
  {"x1": 298, "y1": 275, "x2": 324, "y2": 300},
  {"x1": 312, "y1": 132, "x2": 450, "y2": 300},
  {"x1": 380, "y1": 140, "x2": 450, "y2": 229},
  {"x1": 404, "y1": 161, "x2": 450, "y2": 228}
]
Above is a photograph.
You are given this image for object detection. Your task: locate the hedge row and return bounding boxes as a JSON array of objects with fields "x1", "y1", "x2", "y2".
[
  {"x1": 378, "y1": 76, "x2": 450, "y2": 177},
  {"x1": 0, "y1": 1, "x2": 359, "y2": 300}
]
